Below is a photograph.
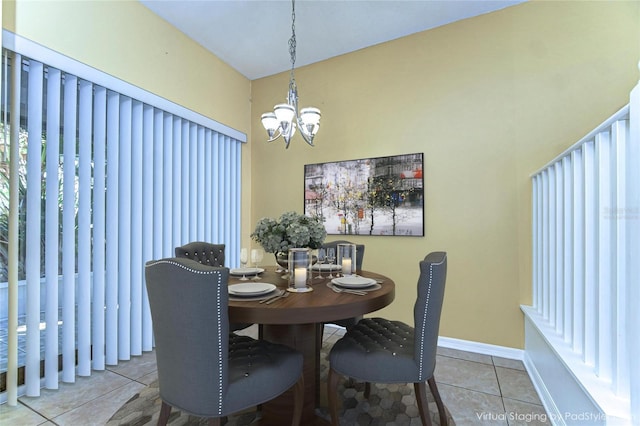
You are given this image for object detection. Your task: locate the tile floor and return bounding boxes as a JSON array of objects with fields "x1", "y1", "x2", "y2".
[{"x1": 0, "y1": 325, "x2": 549, "y2": 425}]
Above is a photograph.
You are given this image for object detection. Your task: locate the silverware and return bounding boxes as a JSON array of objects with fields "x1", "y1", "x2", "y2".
[
  {"x1": 330, "y1": 285, "x2": 367, "y2": 296},
  {"x1": 259, "y1": 290, "x2": 284, "y2": 304},
  {"x1": 265, "y1": 291, "x2": 289, "y2": 304}
]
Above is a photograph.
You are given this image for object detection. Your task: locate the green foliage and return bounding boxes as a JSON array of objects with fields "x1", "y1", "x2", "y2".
[{"x1": 251, "y1": 211, "x2": 327, "y2": 253}]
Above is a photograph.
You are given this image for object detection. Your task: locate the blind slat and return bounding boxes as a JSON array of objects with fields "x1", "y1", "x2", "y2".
[
  {"x1": 62, "y1": 74, "x2": 77, "y2": 382},
  {"x1": 92, "y1": 86, "x2": 107, "y2": 371},
  {"x1": 105, "y1": 91, "x2": 120, "y2": 366},
  {"x1": 118, "y1": 96, "x2": 132, "y2": 361},
  {"x1": 44, "y1": 67, "x2": 61, "y2": 389},
  {"x1": 77, "y1": 79, "x2": 93, "y2": 376},
  {"x1": 130, "y1": 100, "x2": 144, "y2": 356},
  {"x1": 25, "y1": 60, "x2": 43, "y2": 396}
]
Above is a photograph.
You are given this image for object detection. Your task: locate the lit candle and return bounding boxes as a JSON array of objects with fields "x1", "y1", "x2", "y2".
[
  {"x1": 342, "y1": 258, "x2": 352, "y2": 275},
  {"x1": 294, "y1": 267, "x2": 307, "y2": 288}
]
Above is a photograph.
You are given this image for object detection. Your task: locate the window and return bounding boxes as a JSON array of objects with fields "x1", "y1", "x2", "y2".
[{"x1": 0, "y1": 32, "x2": 244, "y2": 398}]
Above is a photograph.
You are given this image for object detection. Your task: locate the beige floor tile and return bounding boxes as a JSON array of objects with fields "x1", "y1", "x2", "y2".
[
  {"x1": 0, "y1": 401, "x2": 49, "y2": 425},
  {"x1": 437, "y1": 347, "x2": 494, "y2": 365},
  {"x1": 502, "y1": 398, "x2": 550, "y2": 425},
  {"x1": 233, "y1": 323, "x2": 259, "y2": 339},
  {"x1": 493, "y1": 356, "x2": 525, "y2": 371},
  {"x1": 137, "y1": 370, "x2": 158, "y2": 386},
  {"x1": 52, "y1": 381, "x2": 145, "y2": 426},
  {"x1": 438, "y1": 382, "x2": 507, "y2": 426},
  {"x1": 106, "y1": 351, "x2": 157, "y2": 380},
  {"x1": 18, "y1": 370, "x2": 131, "y2": 419},
  {"x1": 495, "y1": 366, "x2": 542, "y2": 405},
  {"x1": 435, "y1": 355, "x2": 501, "y2": 396}
]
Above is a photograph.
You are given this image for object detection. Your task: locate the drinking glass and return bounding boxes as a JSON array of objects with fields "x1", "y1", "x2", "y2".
[
  {"x1": 239, "y1": 248, "x2": 249, "y2": 280},
  {"x1": 326, "y1": 247, "x2": 336, "y2": 279},
  {"x1": 251, "y1": 248, "x2": 264, "y2": 280},
  {"x1": 315, "y1": 248, "x2": 326, "y2": 280}
]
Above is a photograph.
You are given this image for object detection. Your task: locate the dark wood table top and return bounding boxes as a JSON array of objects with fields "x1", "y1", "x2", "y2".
[{"x1": 228, "y1": 267, "x2": 395, "y2": 325}]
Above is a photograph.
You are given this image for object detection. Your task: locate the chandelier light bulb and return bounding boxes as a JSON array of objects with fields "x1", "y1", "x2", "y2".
[
  {"x1": 300, "y1": 107, "x2": 321, "y2": 135},
  {"x1": 274, "y1": 103, "x2": 296, "y2": 124},
  {"x1": 261, "y1": 112, "x2": 279, "y2": 137}
]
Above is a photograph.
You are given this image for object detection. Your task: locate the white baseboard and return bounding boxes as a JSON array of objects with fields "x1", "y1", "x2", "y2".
[
  {"x1": 437, "y1": 335, "x2": 525, "y2": 361},
  {"x1": 522, "y1": 350, "x2": 566, "y2": 426}
]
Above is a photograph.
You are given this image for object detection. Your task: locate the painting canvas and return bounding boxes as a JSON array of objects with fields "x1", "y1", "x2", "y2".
[{"x1": 304, "y1": 153, "x2": 424, "y2": 236}]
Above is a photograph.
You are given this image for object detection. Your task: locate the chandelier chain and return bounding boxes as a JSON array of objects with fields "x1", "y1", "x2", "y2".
[
  {"x1": 289, "y1": 0, "x2": 297, "y2": 75},
  {"x1": 260, "y1": 0, "x2": 320, "y2": 149}
]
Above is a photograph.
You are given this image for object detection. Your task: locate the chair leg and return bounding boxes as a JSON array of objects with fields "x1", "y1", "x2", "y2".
[
  {"x1": 364, "y1": 382, "x2": 371, "y2": 399},
  {"x1": 158, "y1": 401, "x2": 172, "y2": 426},
  {"x1": 291, "y1": 374, "x2": 305, "y2": 426},
  {"x1": 327, "y1": 367, "x2": 341, "y2": 426},
  {"x1": 414, "y1": 382, "x2": 433, "y2": 426},
  {"x1": 315, "y1": 323, "x2": 323, "y2": 407},
  {"x1": 428, "y1": 376, "x2": 448, "y2": 426}
]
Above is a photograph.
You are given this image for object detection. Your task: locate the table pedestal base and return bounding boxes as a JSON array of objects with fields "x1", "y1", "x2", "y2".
[{"x1": 260, "y1": 323, "x2": 329, "y2": 426}]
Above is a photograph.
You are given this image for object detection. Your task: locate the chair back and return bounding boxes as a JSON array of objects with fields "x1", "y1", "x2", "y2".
[
  {"x1": 413, "y1": 251, "x2": 447, "y2": 381},
  {"x1": 145, "y1": 257, "x2": 230, "y2": 416},
  {"x1": 175, "y1": 241, "x2": 225, "y2": 267},
  {"x1": 322, "y1": 240, "x2": 365, "y2": 270}
]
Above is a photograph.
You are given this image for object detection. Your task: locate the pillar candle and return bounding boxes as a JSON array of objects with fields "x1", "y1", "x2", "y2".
[
  {"x1": 294, "y1": 267, "x2": 307, "y2": 288},
  {"x1": 342, "y1": 258, "x2": 352, "y2": 275}
]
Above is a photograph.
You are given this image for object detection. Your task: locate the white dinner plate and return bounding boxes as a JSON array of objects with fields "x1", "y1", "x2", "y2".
[
  {"x1": 311, "y1": 264, "x2": 342, "y2": 271},
  {"x1": 332, "y1": 276, "x2": 377, "y2": 288},
  {"x1": 229, "y1": 267, "x2": 265, "y2": 276},
  {"x1": 228, "y1": 282, "x2": 276, "y2": 296}
]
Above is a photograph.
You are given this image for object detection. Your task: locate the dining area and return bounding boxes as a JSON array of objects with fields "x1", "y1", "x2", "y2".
[{"x1": 143, "y1": 216, "x2": 451, "y2": 426}]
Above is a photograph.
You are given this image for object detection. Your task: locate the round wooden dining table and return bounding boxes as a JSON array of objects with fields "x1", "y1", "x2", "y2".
[{"x1": 228, "y1": 267, "x2": 395, "y2": 426}]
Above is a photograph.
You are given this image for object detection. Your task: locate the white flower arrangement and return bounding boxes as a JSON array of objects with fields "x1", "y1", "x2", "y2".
[{"x1": 251, "y1": 211, "x2": 326, "y2": 254}]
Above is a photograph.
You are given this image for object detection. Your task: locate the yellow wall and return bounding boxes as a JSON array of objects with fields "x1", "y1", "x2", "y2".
[
  {"x1": 251, "y1": 1, "x2": 640, "y2": 348},
  {"x1": 4, "y1": 0, "x2": 638, "y2": 349}
]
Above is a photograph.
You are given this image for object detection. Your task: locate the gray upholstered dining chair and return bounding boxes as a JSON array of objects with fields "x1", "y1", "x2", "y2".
[
  {"x1": 175, "y1": 241, "x2": 225, "y2": 267},
  {"x1": 327, "y1": 251, "x2": 448, "y2": 426},
  {"x1": 175, "y1": 241, "x2": 252, "y2": 332},
  {"x1": 145, "y1": 257, "x2": 304, "y2": 426}
]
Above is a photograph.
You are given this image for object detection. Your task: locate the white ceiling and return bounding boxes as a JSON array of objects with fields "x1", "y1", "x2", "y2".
[{"x1": 140, "y1": 0, "x2": 525, "y2": 80}]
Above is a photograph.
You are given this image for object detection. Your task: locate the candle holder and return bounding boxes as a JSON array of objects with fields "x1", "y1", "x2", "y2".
[
  {"x1": 287, "y1": 248, "x2": 313, "y2": 293},
  {"x1": 337, "y1": 243, "x2": 357, "y2": 276}
]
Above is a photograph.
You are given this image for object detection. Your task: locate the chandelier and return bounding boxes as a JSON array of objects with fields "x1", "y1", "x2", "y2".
[{"x1": 260, "y1": 0, "x2": 321, "y2": 149}]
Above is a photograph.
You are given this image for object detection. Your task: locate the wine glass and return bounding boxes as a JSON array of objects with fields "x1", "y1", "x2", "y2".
[
  {"x1": 251, "y1": 248, "x2": 264, "y2": 280},
  {"x1": 326, "y1": 247, "x2": 336, "y2": 279},
  {"x1": 315, "y1": 248, "x2": 326, "y2": 280},
  {"x1": 239, "y1": 248, "x2": 249, "y2": 280}
]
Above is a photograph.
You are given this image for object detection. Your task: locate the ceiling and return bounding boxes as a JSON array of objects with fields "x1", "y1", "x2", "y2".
[{"x1": 140, "y1": 0, "x2": 525, "y2": 80}]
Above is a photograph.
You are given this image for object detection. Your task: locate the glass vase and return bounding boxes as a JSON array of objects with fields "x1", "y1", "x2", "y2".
[
  {"x1": 288, "y1": 248, "x2": 312, "y2": 292},
  {"x1": 337, "y1": 243, "x2": 357, "y2": 276}
]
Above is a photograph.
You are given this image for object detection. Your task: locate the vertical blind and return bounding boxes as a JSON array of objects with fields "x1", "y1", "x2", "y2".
[{"x1": 1, "y1": 32, "x2": 244, "y2": 400}]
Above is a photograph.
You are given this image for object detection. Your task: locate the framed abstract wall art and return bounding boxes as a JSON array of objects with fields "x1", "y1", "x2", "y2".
[{"x1": 304, "y1": 153, "x2": 424, "y2": 236}]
